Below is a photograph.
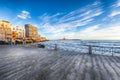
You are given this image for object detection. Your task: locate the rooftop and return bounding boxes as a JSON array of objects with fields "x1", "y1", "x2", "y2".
[{"x1": 0, "y1": 20, "x2": 10, "y2": 23}]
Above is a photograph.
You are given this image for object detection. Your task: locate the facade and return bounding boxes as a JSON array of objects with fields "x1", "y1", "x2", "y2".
[
  {"x1": 37, "y1": 34, "x2": 41, "y2": 42},
  {"x1": 40, "y1": 37, "x2": 48, "y2": 41},
  {"x1": 11, "y1": 26, "x2": 25, "y2": 39},
  {"x1": 25, "y1": 24, "x2": 38, "y2": 41},
  {"x1": 0, "y1": 20, "x2": 48, "y2": 43},
  {"x1": 0, "y1": 20, "x2": 12, "y2": 42}
]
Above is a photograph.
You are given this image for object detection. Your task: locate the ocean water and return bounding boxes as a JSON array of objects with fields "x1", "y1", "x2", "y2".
[{"x1": 41, "y1": 40, "x2": 120, "y2": 55}]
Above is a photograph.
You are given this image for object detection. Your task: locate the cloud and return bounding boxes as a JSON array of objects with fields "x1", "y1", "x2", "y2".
[
  {"x1": 40, "y1": 17, "x2": 94, "y2": 35},
  {"x1": 92, "y1": 1, "x2": 101, "y2": 6},
  {"x1": 113, "y1": 0, "x2": 120, "y2": 7},
  {"x1": 38, "y1": 1, "x2": 105, "y2": 39},
  {"x1": 53, "y1": 24, "x2": 120, "y2": 40},
  {"x1": 17, "y1": 10, "x2": 31, "y2": 19},
  {"x1": 109, "y1": 11, "x2": 120, "y2": 17},
  {"x1": 107, "y1": 0, "x2": 120, "y2": 19},
  {"x1": 58, "y1": 7, "x2": 103, "y2": 23},
  {"x1": 78, "y1": 24, "x2": 120, "y2": 40},
  {"x1": 80, "y1": 25, "x2": 100, "y2": 33}
]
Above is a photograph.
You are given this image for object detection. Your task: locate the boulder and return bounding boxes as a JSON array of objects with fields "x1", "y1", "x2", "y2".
[{"x1": 37, "y1": 44, "x2": 45, "y2": 48}]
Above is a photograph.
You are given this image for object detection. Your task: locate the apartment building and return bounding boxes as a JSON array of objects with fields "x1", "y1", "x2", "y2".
[
  {"x1": 25, "y1": 24, "x2": 38, "y2": 41},
  {"x1": 0, "y1": 20, "x2": 12, "y2": 42},
  {"x1": 11, "y1": 26, "x2": 25, "y2": 39}
]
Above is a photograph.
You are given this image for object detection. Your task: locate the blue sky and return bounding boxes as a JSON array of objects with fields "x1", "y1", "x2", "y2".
[{"x1": 0, "y1": 0, "x2": 120, "y2": 40}]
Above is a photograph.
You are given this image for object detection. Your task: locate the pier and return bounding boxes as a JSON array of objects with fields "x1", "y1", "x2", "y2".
[{"x1": 0, "y1": 45, "x2": 120, "y2": 80}]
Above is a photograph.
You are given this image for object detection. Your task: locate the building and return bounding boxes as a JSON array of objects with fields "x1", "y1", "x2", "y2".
[
  {"x1": 40, "y1": 37, "x2": 48, "y2": 42},
  {"x1": 0, "y1": 20, "x2": 12, "y2": 42},
  {"x1": 0, "y1": 20, "x2": 48, "y2": 43},
  {"x1": 36, "y1": 34, "x2": 40, "y2": 42},
  {"x1": 25, "y1": 24, "x2": 38, "y2": 42},
  {"x1": 11, "y1": 26, "x2": 25, "y2": 39}
]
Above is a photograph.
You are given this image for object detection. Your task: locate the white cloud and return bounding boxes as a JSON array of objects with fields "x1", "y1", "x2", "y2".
[
  {"x1": 42, "y1": 23, "x2": 120, "y2": 40},
  {"x1": 92, "y1": 1, "x2": 101, "y2": 6},
  {"x1": 58, "y1": 8, "x2": 103, "y2": 23},
  {"x1": 40, "y1": 17, "x2": 94, "y2": 35},
  {"x1": 17, "y1": 10, "x2": 31, "y2": 19},
  {"x1": 52, "y1": 25, "x2": 120, "y2": 40},
  {"x1": 109, "y1": 11, "x2": 120, "y2": 17},
  {"x1": 36, "y1": 1, "x2": 120, "y2": 40},
  {"x1": 80, "y1": 25, "x2": 100, "y2": 33},
  {"x1": 78, "y1": 25, "x2": 120, "y2": 40},
  {"x1": 113, "y1": 0, "x2": 120, "y2": 7},
  {"x1": 38, "y1": 1, "x2": 105, "y2": 39}
]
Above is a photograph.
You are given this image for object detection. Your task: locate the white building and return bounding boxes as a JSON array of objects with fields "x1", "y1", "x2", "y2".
[{"x1": 11, "y1": 26, "x2": 25, "y2": 39}]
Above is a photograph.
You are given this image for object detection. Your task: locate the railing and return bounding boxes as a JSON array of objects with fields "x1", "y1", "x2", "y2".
[
  {"x1": 0, "y1": 42, "x2": 38, "y2": 48},
  {"x1": 91, "y1": 45, "x2": 120, "y2": 56},
  {"x1": 40, "y1": 43, "x2": 120, "y2": 56},
  {"x1": 42, "y1": 43, "x2": 88, "y2": 53},
  {"x1": 1, "y1": 41, "x2": 119, "y2": 56}
]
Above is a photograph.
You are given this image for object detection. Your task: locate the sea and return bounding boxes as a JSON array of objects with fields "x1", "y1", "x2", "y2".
[{"x1": 41, "y1": 40, "x2": 120, "y2": 55}]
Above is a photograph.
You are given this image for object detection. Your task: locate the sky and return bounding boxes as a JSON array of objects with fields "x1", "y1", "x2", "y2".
[{"x1": 0, "y1": 0, "x2": 120, "y2": 40}]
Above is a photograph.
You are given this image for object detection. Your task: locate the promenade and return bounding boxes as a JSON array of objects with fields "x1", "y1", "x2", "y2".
[{"x1": 0, "y1": 46, "x2": 120, "y2": 80}]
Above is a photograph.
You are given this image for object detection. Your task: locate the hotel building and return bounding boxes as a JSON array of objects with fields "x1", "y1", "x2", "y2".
[
  {"x1": 11, "y1": 26, "x2": 25, "y2": 39},
  {"x1": 0, "y1": 20, "x2": 12, "y2": 42},
  {"x1": 25, "y1": 24, "x2": 39, "y2": 41}
]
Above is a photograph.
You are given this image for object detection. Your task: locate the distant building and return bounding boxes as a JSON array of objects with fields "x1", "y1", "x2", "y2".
[
  {"x1": 25, "y1": 24, "x2": 38, "y2": 41},
  {"x1": 36, "y1": 34, "x2": 41, "y2": 42},
  {"x1": 0, "y1": 20, "x2": 12, "y2": 42},
  {"x1": 0, "y1": 20, "x2": 48, "y2": 43},
  {"x1": 63, "y1": 37, "x2": 66, "y2": 40},
  {"x1": 11, "y1": 26, "x2": 25, "y2": 39},
  {"x1": 40, "y1": 37, "x2": 48, "y2": 41}
]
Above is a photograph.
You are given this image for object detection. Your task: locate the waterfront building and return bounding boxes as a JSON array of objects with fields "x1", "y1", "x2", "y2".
[
  {"x1": 25, "y1": 24, "x2": 38, "y2": 42},
  {"x1": 11, "y1": 31, "x2": 18, "y2": 44},
  {"x1": 40, "y1": 37, "x2": 48, "y2": 42},
  {"x1": 0, "y1": 20, "x2": 48, "y2": 43},
  {"x1": 36, "y1": 34, "x2": 41, "y2": 42},
  {"x1": 11, "y1": 26, "x2": 25, "y2": 39},
  {"x1": 0, "y1": 20, "x2": 12, "y2": 42}
]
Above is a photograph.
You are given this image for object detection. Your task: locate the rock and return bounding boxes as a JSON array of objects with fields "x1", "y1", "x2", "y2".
[{"x1": 37, "y1": 44, "x2": 45, "y2": 48}]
